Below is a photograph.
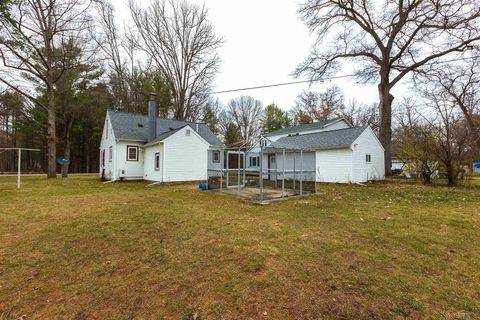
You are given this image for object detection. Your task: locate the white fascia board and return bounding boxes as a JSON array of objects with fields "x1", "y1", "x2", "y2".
[
  {"x1": 162, "y1": 125, "x2": 211, "y2": 147},
  {"x1": 350, "y1": 126, "x2": 384, "y2": 151}
]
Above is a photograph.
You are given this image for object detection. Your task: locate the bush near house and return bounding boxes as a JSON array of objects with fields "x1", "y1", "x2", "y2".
[{"x1": 0, "y1": 177, "x2": 479, "y2": 319}]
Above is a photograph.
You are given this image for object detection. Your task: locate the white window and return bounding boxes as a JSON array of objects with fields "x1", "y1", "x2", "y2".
[
  {"x1": 186, "y1": 129, "x2": 191, "y2": 136},
  {"x1": 127, "y1": 145, "x2": 139, "y2": 161},
  {"x1": 108, "y1": 146, "x2": 112, "y2": 162},
  {"x1": 212, "y1": 150, "x2": 220, "y2": 163},
  {"x1": 154, "y1": 152, "x2": 160, "y2": 171},
  {"x1": 366, "y1": 154, "x2": 372, "y2": 163},
  {"x1": 249, "y1": 156, "x2": 260, "y2": 167}
]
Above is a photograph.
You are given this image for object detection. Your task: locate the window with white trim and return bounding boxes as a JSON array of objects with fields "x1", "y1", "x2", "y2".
[
  {"x1": 366, "y1": 154, "x2": 372, "y2": 163},
  {"x1": 127, "y1": 145, "x2": 139, "y2": 161},
  {"x1": 108, "y1": 146, "x2": 112, "y2": 162},
  {"x1": 212, "y1": 150, "x2": 220, "y2": 163},
  {"x1": 154, "y1": 152, "x2": 160, "y2": 171},
  {"x1": 249, "y1": 156, "x2": 260, "y2": 167}
]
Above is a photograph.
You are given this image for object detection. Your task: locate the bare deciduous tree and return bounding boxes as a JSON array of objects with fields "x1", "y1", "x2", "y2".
[
  {"x1": 419, "y1": 57, "x2": 480, "y2": 155},
  {"x1": 129, "y1": 0, "x2": 222, "y2": 121},
  {"x1": 227, "y1": 96, "x2": 263, "y2": 147},
  {"x1": 295, "y1": 0, "x2": 480, "y2": 175},
  {"x1": 0, "y1": 0, "x2": 94, "y2": 178},
  {"x1": 396, "y1": 93, "x2": 473, "y2": 186},
  {"x1": 396, "y1": 103, "x2": 439, "y2": 183},
  {"x1": 292, "y1": 85, "x2": 344, "y2": 124},
  {"x1": 341, "y1": 99, "x2": 379, "y2": 132},
  {"x1": 94, "y1": 0, "x2": 130, "y2": 110}
]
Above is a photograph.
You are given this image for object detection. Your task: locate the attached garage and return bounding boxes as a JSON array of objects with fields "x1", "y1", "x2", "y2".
[{"x1": 263, "y1": 126, "x2": 385, "y2": 183}]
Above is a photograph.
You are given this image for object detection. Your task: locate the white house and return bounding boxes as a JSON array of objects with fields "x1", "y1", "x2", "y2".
[
  {"x1": 99, "y1": 99, "x2": 223, "y2": 182},
  {"x1": 251, "y1": 119, "x2": 385, "y2": 183}
]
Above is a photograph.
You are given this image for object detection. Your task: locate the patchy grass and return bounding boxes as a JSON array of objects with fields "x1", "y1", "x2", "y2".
[{"x1": 0, "y1": 176, "x2": 479, "y2": 319}]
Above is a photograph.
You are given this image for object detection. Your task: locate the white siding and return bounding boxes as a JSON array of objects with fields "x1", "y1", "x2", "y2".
[
  {"x1": 99, "y1": 114, "x2": 117, "y2": 180},
  {"x1": 163, "y1": 126, "x2": 209, "y2": 182},
  {"x1": 144, "y1": 144, "x2": 163, "y2": 182},
  {"x1": 316, "y1": 148, "x2": 352, "y2": 183},
  {"x1": 314, "y1": 120, "x2": 351, "y2": 132},
  {"x1": 261, "y1": 151, "x2": 316, "y2": 181},
  {"x1": 115, "y1": 142, "x2": 145, "y2": 180},
  {"x1": 351, "y1": 127, "x2": 385, "y2": 182},
  {"x1": 266, "y1": 119, "x2": 351, "y2": 141},
  {"x1": 207, "y1": 150, "x2": 225, "y2": 176}
]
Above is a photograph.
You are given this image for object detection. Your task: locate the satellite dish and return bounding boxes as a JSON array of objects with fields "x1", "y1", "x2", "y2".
[{"x1": 57, "y1": 157, "x2": 71, "y2": 166}]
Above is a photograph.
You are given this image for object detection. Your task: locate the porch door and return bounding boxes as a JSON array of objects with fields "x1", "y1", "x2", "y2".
[
  {"x1": 226, "y1": 151, "x2": 245, "y2": 189},
  {"x1": 268, "y1": 154, "x2": 276, "y2": 180}
]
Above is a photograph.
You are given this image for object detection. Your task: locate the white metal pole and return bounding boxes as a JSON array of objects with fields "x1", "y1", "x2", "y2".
[
  {"x1": 243, "y1": 152, "x2": 246, "y2": 188},
  {"x1": 237, "y1": 149, "x2": 240, "y2": 197},
  {"x1": 300, "y1": 149, "x2": 303, "y2": 196},
  {"x1": 260, "y1": 145, "x2": 263, "y2": 201},
  {"x1": 293, "y1": 151, "x2": 296, "y2": 191},
  {"x1": 17, "y1": 149, "x2": 21, "y2": 190},
  {"x1": 274, "y1": 151, "x2": 278, "y2": 188},
  {"x1": 282, "y1": 148, "x2": 285, "y2": 198},
  {"x1": 226, "y1": 152, "x2": 229, "y2": 188}
]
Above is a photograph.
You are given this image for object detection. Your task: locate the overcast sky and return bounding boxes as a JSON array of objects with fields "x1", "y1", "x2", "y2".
[{"x1": 114, "y1": 0, "x2": 404, "y2": 111}]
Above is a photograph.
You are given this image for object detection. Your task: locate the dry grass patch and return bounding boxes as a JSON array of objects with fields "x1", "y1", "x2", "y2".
[{"x1": 0, "y1": 176, "x2": 479, "y2": 319}]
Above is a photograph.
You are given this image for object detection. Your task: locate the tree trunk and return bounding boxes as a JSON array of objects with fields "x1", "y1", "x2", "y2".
[
  {"x1": 62, "y1": 117, "x2": 74, "y2": 178},
  {"x1": 46, "y1": 82, "x2": 57, "y2": 178},
  {"x1": 86, "y1": 140, "x2": 90, "y2": 173},
  {"x1": 446, "y1": 164, "x2": 457, "y2": 187},
  {"x1": 378, "y1": 82, "x2": 394, "y2": 176}
]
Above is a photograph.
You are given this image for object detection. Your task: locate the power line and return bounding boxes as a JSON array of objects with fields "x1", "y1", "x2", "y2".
[
  {"x1": 210, "y1": 74, "x2": 355, "y2": 95},
  {"x1": 209, "y1": 55, "x2": 480, "y2": 95}
]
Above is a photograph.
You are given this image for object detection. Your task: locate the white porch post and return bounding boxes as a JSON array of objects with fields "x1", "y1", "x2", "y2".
[{"x1": 17, "y1": 149, "x2": 21, "y2": 190}]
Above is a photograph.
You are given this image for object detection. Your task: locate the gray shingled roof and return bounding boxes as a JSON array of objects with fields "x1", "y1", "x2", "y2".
[
  {"x1": 264, "y1": 118, "x2": 345, "y2": 137},
  {"x1": 148, "y1": 125, "x2": 186, "y2": 144},
  {"x1": 264, "y1": 127, "x2": 367, "y2": 152},
  {"x1": 108, "y1": 110, "x2": 223, "y2": 147}
]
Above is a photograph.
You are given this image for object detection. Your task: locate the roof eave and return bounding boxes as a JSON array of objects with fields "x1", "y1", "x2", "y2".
[
  {"x1": 116, "y1": 138, "x2": 147, "y2": 143},
  {"x1": 314, "y1": 145, "x2": 352, "y2": 151}
]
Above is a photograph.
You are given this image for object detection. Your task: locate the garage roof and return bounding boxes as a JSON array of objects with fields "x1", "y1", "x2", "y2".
[{"x1": 265, "y1": 126, "x2": 366, "y2": 151}]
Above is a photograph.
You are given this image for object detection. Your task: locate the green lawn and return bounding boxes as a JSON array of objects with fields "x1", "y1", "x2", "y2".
[{"x1": 0, "y1": 176, "x2": 479, "y2": 319}]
